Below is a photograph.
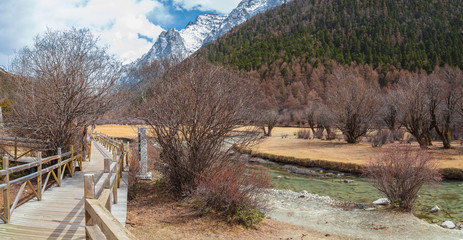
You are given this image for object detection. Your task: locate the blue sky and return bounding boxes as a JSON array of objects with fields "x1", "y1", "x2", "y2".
[
  {"x1": 0, "y1": 0, "x2": 241, "y2": 69},
  {"x1": 146, "y1": 0, "x2": 219, "y2": 32}
]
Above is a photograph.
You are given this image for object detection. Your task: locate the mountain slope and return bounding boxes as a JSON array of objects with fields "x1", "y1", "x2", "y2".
[
  {"x1": 133, "y1": 0, "x2": 288, "y2": 66},
  {"x1": 202, "y1": 0, "x2": 463, "y2": 76}
]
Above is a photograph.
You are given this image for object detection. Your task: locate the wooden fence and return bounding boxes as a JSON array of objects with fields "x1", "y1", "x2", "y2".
[
  {"x1": 84, "y1": 134, "x2": 135, "y2": 240},
  {"x1": 0, "y1": 141, "x2": 85, "y2": 223},
  {"x1": 0, "y1": 137, "x2": 43, "y2": 161}
]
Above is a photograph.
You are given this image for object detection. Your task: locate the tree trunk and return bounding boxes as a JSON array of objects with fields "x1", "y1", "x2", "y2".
[
  {"x1": 267, "y1": 125, "x2": 274, "y2": 137},
  {"x1": 261, "y1": 126, "x2": 268, "y2": 136},
  {"x1": 434, "y1": 125, "x2": 451, "y2": 149},
  {"x1": 344, "y1": 132, "x2": 357, "y2": 143},
  {"x1": 416, "y1": 136, "x2": 428, "y2": 149}
]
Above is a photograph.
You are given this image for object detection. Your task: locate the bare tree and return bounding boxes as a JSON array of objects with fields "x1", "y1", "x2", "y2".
[
  {"x1": 380, "y1": 89, "x2": 401, "y2": 133},
  {"x1": 7, "y1": 28, "x2": 120, "y2": 154},
  {"x1": 326, "y1": 67, "x2": 379, "y2": 143},
  {"x1": 305, "y1": 90, "x2": 321, "y2": 133},
  {"x1": 260, "y1": 109, "x2": 279, "y2": 136},
  {"x1": 255, "y1": 95, "x2": 279, "y2": 137},
  {"x1": 315, "y1": 102, "x2": 335, "y2": 139},
  {"x1": 139, "y1": 58, "x2": 260, "y2": 194},
  {"x1": 395, "y1": 74, "x2": 432, "y2": 148},
  {"x1": 430, "y1": 66, "x2": 463, "y2": 149}
]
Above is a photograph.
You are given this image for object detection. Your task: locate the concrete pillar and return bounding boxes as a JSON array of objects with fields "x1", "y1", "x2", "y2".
[{"x1": 137, "y1": 127, "x2": 151, "y2": 180}]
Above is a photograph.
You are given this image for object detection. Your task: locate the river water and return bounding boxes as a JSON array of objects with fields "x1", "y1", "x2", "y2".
[{"x1": 261, "y1": 164, "x2": 463, "y2": 224}]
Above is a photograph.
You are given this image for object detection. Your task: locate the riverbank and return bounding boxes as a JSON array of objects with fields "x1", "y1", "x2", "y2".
[
  {"x1": 262, "y1": 189, "x2": 463, "y2": 240},
  {"x1": 239, "y1": 137, "x2": 463, "y2": 180}
]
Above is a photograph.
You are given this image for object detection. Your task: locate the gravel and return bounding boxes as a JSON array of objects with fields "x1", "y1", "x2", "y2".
[{"x1": 260, "y1": 189, "x2": 463, "y2": 240}]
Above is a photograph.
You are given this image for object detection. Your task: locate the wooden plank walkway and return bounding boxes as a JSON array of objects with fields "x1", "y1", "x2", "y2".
[{"x1": 0, "y1": 141, "x2": 128, "y2": 239}]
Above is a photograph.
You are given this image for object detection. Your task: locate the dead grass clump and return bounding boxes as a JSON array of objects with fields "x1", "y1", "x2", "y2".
[
  {"x1": 193, "y1": 160, "x2": 270, "y2": 227},
  {"x1": 439, "y1": 168, "x2": 463, "y2": 180}
]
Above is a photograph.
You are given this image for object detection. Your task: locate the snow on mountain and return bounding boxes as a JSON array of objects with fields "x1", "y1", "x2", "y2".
[
  {"x1": 180, "y1": 14, "x2": 228, "y2": 56},
  {"x1": 131, "y1": 0, "x2": 288, "y2": 68},
  {"x1": 203, "y1": 0, "x2": 287, "y2": 45}
]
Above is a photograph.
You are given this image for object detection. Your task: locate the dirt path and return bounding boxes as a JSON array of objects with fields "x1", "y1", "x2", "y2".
[{"x1": 263, "y1": 189, "x2": 463, "y2": 240}]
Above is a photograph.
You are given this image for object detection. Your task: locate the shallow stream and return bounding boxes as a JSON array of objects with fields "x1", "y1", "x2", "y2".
[{"x1": 262, "y1": 164, "x2": 463, "y2": 224}]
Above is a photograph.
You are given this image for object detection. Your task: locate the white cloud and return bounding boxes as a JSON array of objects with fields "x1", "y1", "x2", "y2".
[
  {"x1": 172, "y1": 0, "x2": 241, "y2": 14},
  {"x1": 0, "y1": 0, "x2": 167, "y2": 67}
]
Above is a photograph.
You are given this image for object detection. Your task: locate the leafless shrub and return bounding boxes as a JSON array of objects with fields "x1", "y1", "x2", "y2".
[
  {"x1": 326, "y1": 131, "x2": 337, "y2": 140},
  {"x1": 314, "y1": 128, "x2": 324, "y2": 139},
  {"x1": 139, "y1": 58, "x2": 260, "y2": 195},
  {"x1": 193, "y1": 159, "x2": 270, "y2": 227},
  {"x1": 363, "y1": 145, "x2": 441, "y2": 211},
  {"x1": 7, "y1": 28, "x2": 119, "y2": 154},
  {"x1": 370, "y1": 129, "x2": 390, "y2": 147},
  {"x1": 297, "y1": 129, "x2": 312, "y2": 139},
  {"x1": 390, "y1": 129, "x2": 404, "y2": 142}
]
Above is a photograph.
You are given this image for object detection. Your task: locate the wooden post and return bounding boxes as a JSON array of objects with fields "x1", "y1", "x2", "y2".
[
  {"x1": 104, "y1": 158, "x2": 112, "y2": 210},
  {"x1": 37, "y1": 152, "x2": 42, "y2": 201},
  {"x1": 117, "y1": 154, "x2": 122, "y2": 188},
  {"x1": 84, "y1": 174, "x2": 95, "y2": 227},
  {"x1": 79, "y1": 144, "x2": 83, "y2": 170},
  {"x1": 14, "y1": 137, "x2": 17, "y2": 161},
  {"x1": 88, "y1": 141, "x2": 92, "y2": 162},
  {"x1": 3, "y1": 154, "x2": 10, "y2": 223},
  {"x1": 104, "y1": 158, "x2": 111, "y2": 174},
  {"x1": 103, "y1": 158, "x2": 112, "y2": 212},
  {"x1": 113, "y1": 148, "x2": 117, "y2": 163},
  {"x1": 70, "y1": 145, "x2": 74, "y2": 176},
  {"x1": 57, "y1": 148, "x2": 62, "y2": 186},
  {"x1": 113, "y1": 175, "x2": 118, "y2": 205},
  {"x1": 125, "y1": 142, "x2": 130, "y2": 169}
]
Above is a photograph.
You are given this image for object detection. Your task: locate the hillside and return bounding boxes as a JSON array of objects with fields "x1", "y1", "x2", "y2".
[{"x1": 201, "y1": 0, "x2": 463, "y2": 86}]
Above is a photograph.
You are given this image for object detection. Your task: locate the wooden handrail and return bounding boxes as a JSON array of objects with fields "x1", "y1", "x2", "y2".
[
  {"x1": 1, "y1": 142, "x2": 87, "y2": 223},
  {"x1": 85, "y1": 199, "x2": 135, "y2": 240},
  {"x1": 84, "y1": 136, "x2": 135, "y2": 240},
  {"x1": 0, "y1": 151, "x2": 75, "y2": 176}
]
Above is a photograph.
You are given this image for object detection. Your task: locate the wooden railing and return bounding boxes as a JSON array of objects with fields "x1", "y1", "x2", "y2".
[
  {"x1": 0, "y1": 137, "x2": 42, "y2": 161},
  {"x1": 84, "y1": 135, "x2": 135, "y2": 240},
  {"x1": 0, "y1": 143, "x2": 86, "y2": 223}
]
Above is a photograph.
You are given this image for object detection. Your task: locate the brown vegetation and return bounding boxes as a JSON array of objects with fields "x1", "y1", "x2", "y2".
[
  {"x1": 138, "y1": 58, "x2": 261, "y2": 195},
  {"x1": 126, "y1": 180, "x2": 343, "y2": 240},
  {"x1": 326, "y1": 67, "x2": 379, "y2": 143},
  {"x1": 194, "y1": 160, "x2": 270, "y2": 227},
  {"x1": 363, "y1": 145, "x2": 442, "y2": 211},
  {"x1": 6, "y1": 28, "x2": 119, "y2": 154}
]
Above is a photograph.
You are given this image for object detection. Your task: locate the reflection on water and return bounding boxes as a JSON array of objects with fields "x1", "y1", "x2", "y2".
[{"x1": 264, "y1": 165, "x2": 463, "y2": 223}]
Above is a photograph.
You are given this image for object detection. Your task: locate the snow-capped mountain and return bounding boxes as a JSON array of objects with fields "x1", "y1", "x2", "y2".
[
  {"x1": 133, "y1": 0, "x2": 287, "y2": 67},
  {"x1": 203, "y1": 0, "x2": 288, "y2": 45}
]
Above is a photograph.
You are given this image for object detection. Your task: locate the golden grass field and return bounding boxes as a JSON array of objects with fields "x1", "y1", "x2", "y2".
[
  {"x1": 251, "y1": 128, "x2": 463, "y2": 170},
  {"x1": 92, "y1": 124, "x2": 151, "y2": 139},
  {"x1": 94, "y1": 125, "x2": 463, "y2": 170}
]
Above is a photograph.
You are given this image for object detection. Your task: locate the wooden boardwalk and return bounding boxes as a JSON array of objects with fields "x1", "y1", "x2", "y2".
[{"x1": 0, "y1": 141, "x2": 128, "y2": 239}]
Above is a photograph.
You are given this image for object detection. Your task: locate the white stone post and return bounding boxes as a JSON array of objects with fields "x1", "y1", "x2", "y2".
[{"x1": 136, "y1": 127, "x2": 152, "y2": 180}]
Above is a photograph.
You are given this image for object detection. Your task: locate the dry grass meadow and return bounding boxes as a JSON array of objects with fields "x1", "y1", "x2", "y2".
[
  {"x1": 94, "y1": 125, "x2": 463, "y2": 170},
  {"x1": 92, "y1": 124, "x2": 150, "y2": 139},
  {"x1": 252, "y1": 128, "x2": 463, "y2": 170}
]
